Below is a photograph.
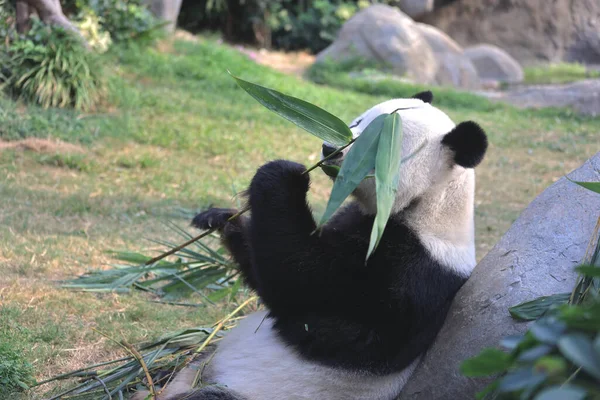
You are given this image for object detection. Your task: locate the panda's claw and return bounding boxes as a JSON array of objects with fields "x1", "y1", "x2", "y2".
[{"x1": 192, "y1": 208, "x2": 238, "y2": 231}]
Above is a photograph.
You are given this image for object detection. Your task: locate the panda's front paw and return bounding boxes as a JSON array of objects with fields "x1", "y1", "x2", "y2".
[
  {"x1": 250, "y1": 160, "x2": 310, "y2": 199},
  {"x1": 191, "y1": 208, "x2": 238, "y2": 231}
]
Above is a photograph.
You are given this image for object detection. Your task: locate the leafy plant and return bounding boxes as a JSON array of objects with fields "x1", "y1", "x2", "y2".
[
  {"x1": 62, "y1": 222, "x2": 240, "y2": 302},
  {"x1": 86, "y1": 0, "x2": 159, "y2": 43},
  {"x1": 2, "y1": 18, "x2": 105, "y2": 110},
  {"x1": 461, "y1": 205, "x2": 600, "y2": 400},
  {"x1": 232, "y1": 74, "x2": 407, "y2": 261},
  {"x1": 0, "y1": 342, "x2": 35, "y2": 395}
]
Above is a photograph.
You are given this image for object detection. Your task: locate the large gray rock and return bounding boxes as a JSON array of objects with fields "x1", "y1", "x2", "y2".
[
  {"x1": 464, "y1": 44, "x2": 524, "y2": 83},
  {"x1": 480, "y1": 79, "x2": 600, "y2": 117},
  {"x1": 421, "y1": 0, "x2": 600, "y2": 65},
  {"x1": 316, "y1": 5, "x2": 438, "y2": 84},
  {"x1": 393, "y1": 0, "x2": 434, "y2": 19},
  {"x1": 399, "y1": 153, "x2": 600, "y2": 400},
  {"x1": 416, "y1": 23, "x2": 480, "y2": 89}
]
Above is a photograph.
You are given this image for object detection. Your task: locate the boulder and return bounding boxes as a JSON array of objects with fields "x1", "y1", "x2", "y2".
[
  {"x1": 480, "y1": 79, "x2": 600, "y2": 117},
  {"x1": 421, "y1": 0, "x2": 600, "y2": 65},
  {"x1": 393, "y1": 0, "x2": 434, "y2": 19},
  {"x1": 398, "y1": 153, "x2": 600, "y2": 399},
  {"x1": 415, "y1": 23, "x2": 480, "y2": 89},
  {"x1": 464, "y1": 44, "x2": 524, "y2": 84},
  {"x1": 315, "y1": 5, "x2": 438, "y2": 84}
]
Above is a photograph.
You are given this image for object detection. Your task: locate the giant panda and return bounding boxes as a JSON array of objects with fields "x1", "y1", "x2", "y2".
[{"x1": 134, "y1": 91, "x2": 488, "y2": 400}]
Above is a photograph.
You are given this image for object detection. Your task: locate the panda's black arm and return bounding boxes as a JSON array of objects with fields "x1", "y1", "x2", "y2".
[
  {"x1": 247, "y1": 160, "x2": 362, "y2": 308},
  {"x1": 192, "y1": 209, "x2": 259, "y2": 291}
]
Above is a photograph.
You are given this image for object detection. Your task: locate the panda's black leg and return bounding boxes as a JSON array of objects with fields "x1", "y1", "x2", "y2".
[{"x1": 192, "y1": 209, "x2": 258, "y2": 291}]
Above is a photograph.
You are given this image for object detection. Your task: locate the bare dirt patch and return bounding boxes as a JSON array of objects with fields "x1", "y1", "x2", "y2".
[{"x1": 0, "y1": 138, "x2": 85, "y2": 154}]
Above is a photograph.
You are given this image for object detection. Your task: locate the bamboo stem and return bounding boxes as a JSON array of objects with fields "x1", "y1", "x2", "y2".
[{"x1": 143, "y1": 140, "x2": 356, "y2": 266}]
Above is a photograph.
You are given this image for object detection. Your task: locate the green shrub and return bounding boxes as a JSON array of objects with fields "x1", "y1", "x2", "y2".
[
  {"x1": 87, "y1": 0, "x2": 159, "y2": 43},
  {"x1": 2, "y1": 18, "x2": 105, "y2": 110},
  {"x1": 0, "y1": 340, "x2": 35, "y2": 395},
  {"x1": 178, "y1": 0, "x2": 395, "y2": 53}
]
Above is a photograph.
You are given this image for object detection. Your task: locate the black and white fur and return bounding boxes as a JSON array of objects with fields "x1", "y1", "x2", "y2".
[{"x1": 134, "y1": 91, "x2": 488, "y2": 400}]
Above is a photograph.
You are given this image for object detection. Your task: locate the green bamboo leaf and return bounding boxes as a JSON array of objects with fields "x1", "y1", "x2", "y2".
[
  {"x1": 534, "y1": 386, "x2": 587, "y2": 400},
  {"x1": 575, "y1": 265, "x2": 600, "y2": 278},
  {"x1": 509, "y1": 293, "x2": 571, "y2": 321},
  {"x1": 572, "y1": 181, "x2": 600, "y2": 194},
  {"x1": 320, "y1": 164, "x2": 340, "y2": 178},
  {"x1": 497, "y1": 367, "x2": 546, "y2": 392},
  {"x1": 367, "y1": 113, "x2": 403, "y2": 261},
  {"x1": 558, "y1": 333, "x2": 600, "y2": 380},
  {"x1": 230, "y1": 73, "x2": 352, "y2": 146},
  {"x1": 460, "y1": 348, "x2": 512, "y2": 377},
  {"x1": 318, "y1": 114, "x2": 387, "y2": 227}
]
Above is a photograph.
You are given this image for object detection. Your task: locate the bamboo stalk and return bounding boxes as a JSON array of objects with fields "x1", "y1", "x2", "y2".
[{"x1": 142, "y1": 140, "x2": 356, "y2": 267}]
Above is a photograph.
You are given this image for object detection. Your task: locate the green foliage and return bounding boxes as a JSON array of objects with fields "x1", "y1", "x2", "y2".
[
  {"x1": 233, "y1": 76, "x2": 407, "y2": 259},
  {"x1": 63, "y1": 222, "x2": 240, "y2": 302},
  {"x1": 319, "y1": 114, "x2": 386, "y2": 226},
  {"x1": 86, "y1": 0, "x2": 159, "y2": 43},
  {"x1": 178, "y1": 0, "x2": 395, "y2": 53},
  {"x1": 231, "y1": 74, "x2": 353, "y2": 146},
  {"x1": 268, "y1": 0, "x2": 363, "y2": 53},
  {"x1": 523, "y1": 63, "x2": 600, "y2": 85},
  {"x1": 509, "y1": 293, "x2": 571, "y2": 321},
  {"x1": 0, "y1": 342, "x2": 34, "y2": 394},
  {"x1": 62, "y1": 0, "x2": 159, "y2": 44},
  {"x1": 2, "y1": 19, "x2": 105, "y2": 110},
  {"x1": 367, "y1": 113, "x2": 402, "y2": 259},
  {"x1": 461, "y1": 228, "x2": 600, "y2": 400}
]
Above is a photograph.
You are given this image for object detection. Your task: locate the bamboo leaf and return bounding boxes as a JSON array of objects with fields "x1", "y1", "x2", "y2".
[
  {"x1": 534, "y1": 386, "x2": 587, "y2": 400},
  {"x1": 497, "y1": 367, "x2": 546, "y2": 392},
  {"x1": 509, "y1": 293, "x2": 571, "y2": 321},
  {"x1": 576, "y1": 265, "x2": 600, "y2": 278},
  {"x1": 558, "y1": 333, "x2": 600, "y2": 380},
  {"x1": 460, "y1": 348, "x2": 512, "y2": 377},
  {"x1": 367, "y1": 113, "x2": 403, "y2": 261},
  {"x1": 318, "y1": 114, "x2": 387, "y2": 227},
  {"x1": 572, "y1": 181, "x2": 600, "y2": 194},
  {"x1": 230, "y1": 73, "x2": 352, "y2": 146}
]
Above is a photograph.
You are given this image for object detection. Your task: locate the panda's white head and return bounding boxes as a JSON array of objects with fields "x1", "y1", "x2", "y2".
[{"x1": 322, "y1": 91, "x2": 488, "y2": 275}]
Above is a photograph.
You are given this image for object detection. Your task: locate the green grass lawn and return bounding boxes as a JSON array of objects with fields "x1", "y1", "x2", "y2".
[
  {"x1": 1, "y1": 37, "x2": 599, "y2": 399},
  {"x1": 523, "y1": 63, "x2": 600, "y2": 85}
]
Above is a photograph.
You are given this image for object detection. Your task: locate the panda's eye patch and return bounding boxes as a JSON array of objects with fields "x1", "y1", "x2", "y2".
[{"x1": 349, "y1": 119, "x2": 362, "y2": 129}]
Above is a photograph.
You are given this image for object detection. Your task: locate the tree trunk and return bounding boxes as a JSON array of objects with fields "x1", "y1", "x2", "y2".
[
  {"x1": 22, "y1": 0, "x2": 85, "y2": 40},
  {"x1": 16, "y1": 1, "x2": 32, "y2": 34},
  {"x1": 143, "y1": 0, "x2": 183, "y2": 33}
]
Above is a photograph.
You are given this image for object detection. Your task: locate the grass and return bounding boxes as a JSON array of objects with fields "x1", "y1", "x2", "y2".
[
  {"x1": 523, "y1": 62, "x2": 600, "y2": 85},
  {"x1": 0, "y1": 37, "x2": 599, "y2": 398}
]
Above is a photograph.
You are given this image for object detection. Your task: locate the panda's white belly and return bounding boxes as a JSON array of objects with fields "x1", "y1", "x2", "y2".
[{"x1": 204, "y1": 311, "x2": 419, "y2": 400}]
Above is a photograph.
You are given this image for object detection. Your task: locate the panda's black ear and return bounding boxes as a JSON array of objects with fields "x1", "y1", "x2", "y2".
[
  {"x1": 442, "y1": 121, "x2": 488, "y2": 168},
  {"x1": 412, "y1": 90, "x2": 433, "y2": 104}
]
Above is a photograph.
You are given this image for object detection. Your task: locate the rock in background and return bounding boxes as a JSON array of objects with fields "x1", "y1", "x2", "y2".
[
  {"x1": 464, "y1": 44, "x2": 524, "y2": 84},
  {"x1": 398, "y1": 153, "x2": 600, "y2": 400},
  {"x1": 416, "y1": 23, "x2": 480, "y2": 89},
  {"x1": 393, "y1": 0, "x2": 434, "y2": 19},
  {"x1": 316, "y1": 4, "x2": 485, "y2": 89},
  {"x1": 421, "y1": 0, "x2": 600, "y2": 65},
  {"x1": 480, "y1": 79, "x2": 600, "y2": 117},
  {"x1": 316, "y1": 5, "x2": 438, "y2": 84}
]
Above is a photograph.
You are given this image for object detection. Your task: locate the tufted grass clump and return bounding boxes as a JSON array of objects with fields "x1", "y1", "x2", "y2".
[
  {"x1": 2, "y1": 19, "x2": 105, "y2": 111},
  {"x1": 0, "y1": 341, "x2": 35, "y2": 395}
]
